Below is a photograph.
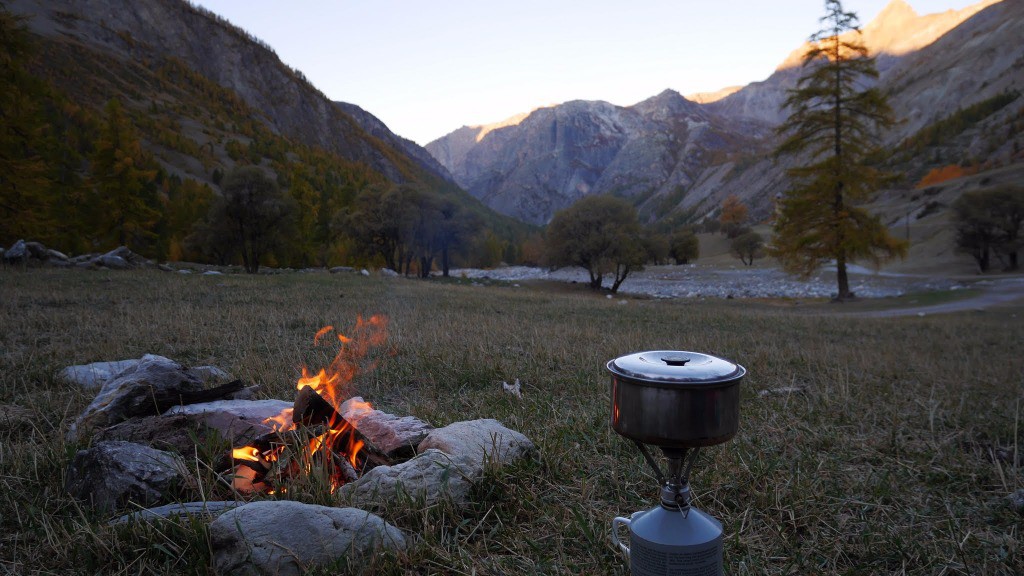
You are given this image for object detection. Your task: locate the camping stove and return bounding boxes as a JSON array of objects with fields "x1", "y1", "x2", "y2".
[{"x1": 608, "y1": 350, "x2": 746, "y2": 576}]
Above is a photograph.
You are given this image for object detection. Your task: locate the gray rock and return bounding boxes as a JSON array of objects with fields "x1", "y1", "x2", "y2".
[
  {"x1": 418, "y1": 418, "x2": 536, "y2": 477},
  {"x1": 59, "y1": 357, "x2": 152, "y2": 388},
  {"x1": 178, "y1": 269, "x2": 193, "y2": 274},
  {"x1": 209, "y1": 501, "x2": 406, "y2": 576},
  {"x1": 94, "y1": 414, "x2": 223, "y2": 454},
  {"x1": 103, "y1": 246, "x2": 148, "y2": 266},
  {"x1": 186, "y1": 365, "x2": 232, "y2": 385},
  {"x1": 4, "y1": 239, "x2": 26, "y2": 260},
  {"x1": 339, "y1": 448, "x2": 473, "y2": 507},
  {"x1": 340, "y1": 396, "x2": 432, "y2": 457},
  {"x1": 165, "y1": 399, "x2": 293, "y2": 441},
  {"x1": 157, "y1": 263, "x2": 175, "y2": 272},
  {"x1": 3, "y1": 239, "x2": 49, "y2": 263},
  {"x1": 46, "y1": 248, "x2": 69, "y2": 261},
  {"x1": 61, "y1": 355, "x2": 229, "y2": 390},
  {"x1": 360, "y1": 269, "x2": 370, "y2": 276},
  {"x1": 65, "y1": 441, "x2": 185, "y2": 513},
  {"x1": 97, "y1": 254, "x2": 130, "y2": 269},
  {"x1": 111, "y1": 500, "x2": 242, "y2": 524},
  {"x1": 380, "y1": 268, "x2": 399, "y2": 277},
  {"x1": 329, "y1": 266, "x2": 354, "y2": 274},
  {"x1": 202, "y1": 270, "x2": 223, "y2": 275},
  {"x1": 68, "y1": 356, "x2": 204, "y2": 440}
]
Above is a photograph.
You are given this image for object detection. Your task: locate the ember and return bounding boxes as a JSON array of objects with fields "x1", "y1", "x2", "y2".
[{"x1": 228, "y1": 316, "x2": 388, "y2": 494}]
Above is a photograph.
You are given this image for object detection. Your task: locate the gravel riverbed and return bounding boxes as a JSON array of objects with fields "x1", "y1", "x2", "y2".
[{"x1": 449, "y1": 264, "x2": 964, "y2": 300}]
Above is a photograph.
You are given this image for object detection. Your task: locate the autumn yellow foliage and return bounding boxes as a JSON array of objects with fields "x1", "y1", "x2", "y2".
[{"x1": 916, "y1": 164, "x2": 977, "y2": 188}]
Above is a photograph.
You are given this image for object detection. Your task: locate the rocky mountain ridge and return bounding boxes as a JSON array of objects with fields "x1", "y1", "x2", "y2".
[
  {"x1": 426, "y1": 90, "x2": 771, "y2": 225},
  {"x1": 427, "y1": 0, "x2": 1023, "y2": 226}
]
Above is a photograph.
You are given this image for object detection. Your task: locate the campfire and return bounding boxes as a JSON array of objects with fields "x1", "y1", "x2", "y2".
[{"x1": 229, "y1": 316, "x2": 388, "y2": 494}]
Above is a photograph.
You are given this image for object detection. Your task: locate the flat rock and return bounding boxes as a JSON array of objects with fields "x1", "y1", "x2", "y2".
[
  {"x1": 165, "y1": 399, "x2": 293, "y2": 441},
  {"x1": 417, "y1": 418, "x2": 536, "y2": 477},
  {"x1": 186, "y1": 365, "x2": 233, "y2": 385},
  {"x1": 65, "y1": 441, "x2": 184, "y2": 513},
  {"x1": 340, "y1": 396, "x2": 432, "y2": 457},
  {"x1": 209, "y1": 501, "x2": 406, "y2": 576},
  {"x1": 97, "y1": 254, "x2": 130, "y2": 269},
  {"x1": 68, "y1": 356, "x2": 204, "y2": 440},
  {"x1": 60, "y1": 355, "x2": 232, "y2": 389},
  {"x1": 93, "y1": 414, "x2": 224, "y2": 454},
  {"x1": 111, "y1": 500, "x2": 242, "y2": 524},
  {"x1": 59, "y1": 356, "x2": 153, "y2": 388},
  {"x1": 338, "y1": 448, "x2": 473, "y2": 507}
]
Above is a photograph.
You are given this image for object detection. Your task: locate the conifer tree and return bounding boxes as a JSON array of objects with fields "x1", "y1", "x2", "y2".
[
  {"x1": 771, "y1": 0, "x2": 906, "y2": 300},
  {"x1": 0, "y1": 7, "x2": 50, "y2": 243},
  {"x1": 90, "y1": 98, "x2": 159, "y2": 250}
]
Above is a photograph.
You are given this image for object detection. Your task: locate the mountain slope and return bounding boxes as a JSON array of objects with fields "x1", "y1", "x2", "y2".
[
  {"x1": 6, "y1": 0, "x2": 452, "y2": 184},
  {"x1": 707, "y1": 0, "x2": 1004, "y2": 126},
  {"x1": 427, "y1": 90, "x2": 770, "y2": 225}
]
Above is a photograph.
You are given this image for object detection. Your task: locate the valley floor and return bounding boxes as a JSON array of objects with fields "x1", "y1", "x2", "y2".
[{"x1": 449, "y1": 263, "x2": 1016, "y2": 300}]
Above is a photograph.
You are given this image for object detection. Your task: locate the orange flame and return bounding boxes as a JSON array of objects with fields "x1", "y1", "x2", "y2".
[{"x1": 229, "y1": 315, "x2": 388, "y2": 494}]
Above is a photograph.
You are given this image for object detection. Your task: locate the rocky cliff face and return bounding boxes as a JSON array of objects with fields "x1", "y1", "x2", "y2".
[
  {"x1": 707, "y1": 0, "x2": 1005, "y2": 127},
  {"x1": 427, "y1": 91, "x2": 770, "y2": 225},
  {"x1": 428, "y1": 0, "x2": 1023, "y2": 226},
  {"x1": 7, "y1": 0, "x2": 452, "y2": 184}
]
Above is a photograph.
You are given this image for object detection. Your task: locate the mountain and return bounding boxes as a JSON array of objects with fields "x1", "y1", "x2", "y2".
[
  {"x1": 707, "y1": 0, "x2": 1004, "y2": 126},
  {"x1": 426, "y1": 91, "x2": 770, "y2": 225},
  {"x1": 427, "y1": 0, "x2": 1023, "y2": 227},
  {"x1": 5, "y1": 0, "x2": 454, "y2": 185}
]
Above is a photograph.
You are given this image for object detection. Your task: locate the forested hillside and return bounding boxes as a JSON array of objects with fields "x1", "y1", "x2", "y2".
[{"x1": 0, "y1": 0, "x2": 528, "y2": 270}]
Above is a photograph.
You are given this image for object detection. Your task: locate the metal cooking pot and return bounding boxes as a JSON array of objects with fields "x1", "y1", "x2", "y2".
[{"x1": 608, "y1": 350, "x2": 745, "y2": 449}]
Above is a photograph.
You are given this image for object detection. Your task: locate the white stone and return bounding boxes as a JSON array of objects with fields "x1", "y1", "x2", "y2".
[
  {"x1": 338, "y1": 448, "x2": 473, "y2": 507},
  {"x1": 209, "y1": 501, "x2": 406, "y2": 576},
  {"x1": 417, "y1": 418, "x2": 535, "y2": 477}
]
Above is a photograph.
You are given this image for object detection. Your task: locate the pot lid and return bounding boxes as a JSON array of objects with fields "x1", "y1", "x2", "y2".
[{"x1": 607, "y1": 350, "x2": 745, "y2": 385}]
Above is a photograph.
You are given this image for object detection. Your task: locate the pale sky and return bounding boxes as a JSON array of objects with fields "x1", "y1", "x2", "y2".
[{"x1": 195, "y1": 1, "x2": 976, "y2": 145}]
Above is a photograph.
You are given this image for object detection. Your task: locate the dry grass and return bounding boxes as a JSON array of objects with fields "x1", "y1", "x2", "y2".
[{"x1": 1, "y1": 268, "x2": 1022, "y2": 575}]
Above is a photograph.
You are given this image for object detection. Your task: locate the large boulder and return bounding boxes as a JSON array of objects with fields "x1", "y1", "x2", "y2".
[
  {"x1": 417, "y1": 418, "x2": 536, "y2": 477},
  {"x1": 338, "y1": 448, "x2": 473, "y2": 507},
  {"x1": 60, "y1": 355, "x2": 234, "y2": 389},
  {"x1": 65, "y1": 441, "x2": 185, "y2": 513},
  {"x1": 68, "y1": 356, "x2": 204, "y2": 440},
  {"x1": 209, "y1": 501, "x2": 406, "y2": 576},
  {"x1": 59, "y1": 358, "x2": 149, "y2": 389}
]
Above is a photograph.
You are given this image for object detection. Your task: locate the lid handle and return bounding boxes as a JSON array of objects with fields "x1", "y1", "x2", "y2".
[{"x1": 661, "y1": 356, "x2": 690, "y2": 366}]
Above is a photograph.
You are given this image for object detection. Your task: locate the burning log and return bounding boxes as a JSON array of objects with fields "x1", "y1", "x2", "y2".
[{"x1": 293, "y1": 385, "x2": 340, "y2": 427}]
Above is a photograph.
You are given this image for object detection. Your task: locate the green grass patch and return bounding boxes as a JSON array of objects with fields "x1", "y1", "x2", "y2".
[{"x1": 1, "y1": 269, "x2": 1022, "y2": 574}]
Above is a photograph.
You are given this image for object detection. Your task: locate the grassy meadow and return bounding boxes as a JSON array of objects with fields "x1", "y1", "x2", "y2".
[{"x1": 1, "y1": 268, "x2": 1022, "y2": 575}]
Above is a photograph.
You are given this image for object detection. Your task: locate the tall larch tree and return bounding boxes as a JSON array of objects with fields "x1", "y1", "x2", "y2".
[
  {"x1": 771, "y1": 0, "x2": 906, "y2": 301},
  {"x1": 0, "y1": 7, "x2": 50, "y2": 244},
  {"x1": 90, "y1": 98, "x2": 159, "y2": 251}
]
